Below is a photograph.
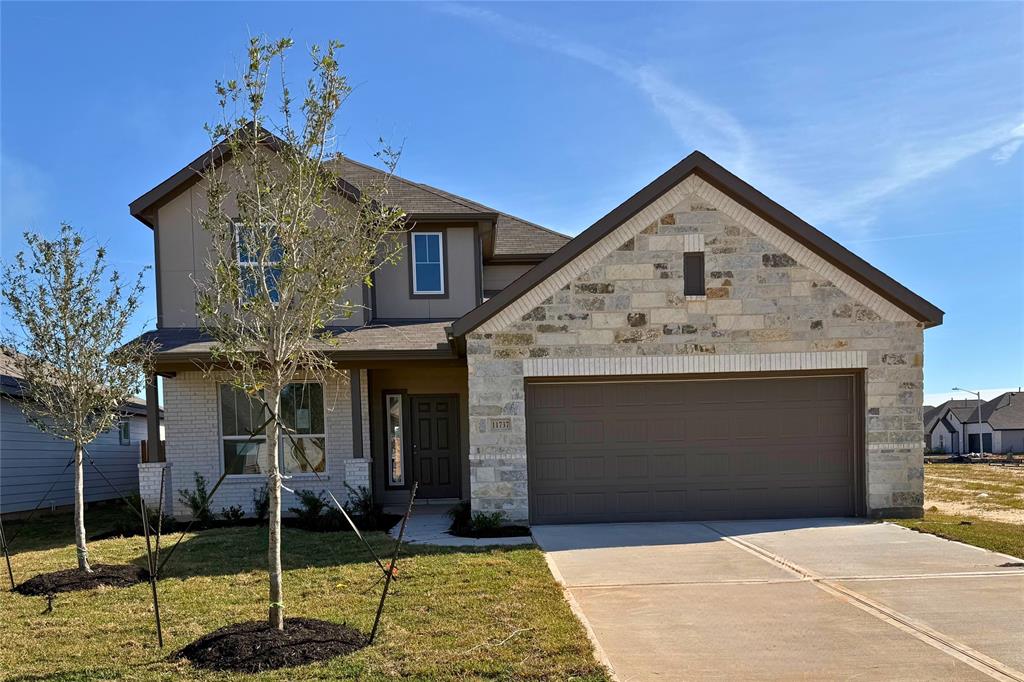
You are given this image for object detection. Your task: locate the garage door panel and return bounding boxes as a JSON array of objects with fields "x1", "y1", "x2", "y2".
[{"x1": 527, "y1": 375, "x2": 859, "y2": 524}]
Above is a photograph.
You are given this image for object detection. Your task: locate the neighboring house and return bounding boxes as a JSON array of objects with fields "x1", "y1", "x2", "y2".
[
  {"x1": 924, "y1": 392, "x2": 1024, "y2": 454},
  {"x1": 129, "y1": 141, "x2": 942, "y2": 523},
  {"x1": 0, "y1": 350, "x2": 162, "y2": 515}
]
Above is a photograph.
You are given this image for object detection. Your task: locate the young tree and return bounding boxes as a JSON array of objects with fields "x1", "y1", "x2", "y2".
[
  {"x1": 2, "y1": 225, "x2": 153, "y2": 572},
  {"x1": 196, "y1": 37, "x2": 406, "y2": 630}
]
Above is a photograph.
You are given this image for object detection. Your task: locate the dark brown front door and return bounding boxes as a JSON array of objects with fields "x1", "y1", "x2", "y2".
[
  {"x1": 526, "y1": 375, "x2": 860, "y2": 524},
  {"x1": 411, "y1": 395, "x2": 460, "y2": 499}
]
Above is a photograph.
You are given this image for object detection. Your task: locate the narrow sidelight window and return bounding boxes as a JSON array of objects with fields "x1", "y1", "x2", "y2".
[
  {"x1": 385, "y1": 393, "x2": 405, "y2": 486},
  {"x1": 220, "y1": 384, "x2": 269, "y2": 475},
  {"x1": 411, "y1": 232, "x2": 444, "y2": 295},
  {"x1": 683, "y1": 251, "x2": 705, "y2": 296}
]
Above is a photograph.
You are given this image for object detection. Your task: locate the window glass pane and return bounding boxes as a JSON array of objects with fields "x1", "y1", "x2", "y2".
[
  {"x1": 282, "y1": 437, "x2": 326, "y2": 474},
  {"x1": 265, "y1": 266, "x2": 281, "y2": 302},
  {"x1": 220, "y1": 384, "x2": 265, "y2": 437},
  {"x1": 415, "y1": 262, "x2": 442, "y2": 293},
  {"x1": 425, "y1": 234, "x2": 440, "y2": 262},
  {"x1": 268, "y1": 235, "x2": 284, "y2": 263},
  {"x1": 413, "y1": 233, "x2": 429, "y2": 262},
  {"x1": 683, "y1": 252, "x2": 705, "y2": 296},
  {"x1": 387, "y1": 394, "x2": 404, "y2": 486},
  {"x1": 280, "y1": 383, "x2": 324, "y2": 435},
  {"x1": 223, "y1": 439, "x2": 268, "y2": 474}
]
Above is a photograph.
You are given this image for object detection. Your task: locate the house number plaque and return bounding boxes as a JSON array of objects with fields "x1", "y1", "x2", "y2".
[{"x1": 490, "y1": 417, "x2": 512, "y2": 432}]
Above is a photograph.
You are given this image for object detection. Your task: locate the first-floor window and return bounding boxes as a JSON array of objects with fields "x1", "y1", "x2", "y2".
[
  {"x1": 385, "y1": 393, "x2": 405, "y2": 486},
  {"x1": 118, "y1": 417, "x2": 131, "y2": 446},
  {"x1": 220, "y1": 382, "x2": 326, "y2": 475}
]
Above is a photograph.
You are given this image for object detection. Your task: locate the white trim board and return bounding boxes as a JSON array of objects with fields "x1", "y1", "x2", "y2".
[{"x1": 522, "y1": 351, "x2": 869, "y2": 378}]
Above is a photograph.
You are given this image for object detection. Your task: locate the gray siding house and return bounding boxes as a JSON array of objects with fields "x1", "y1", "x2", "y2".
[
  {"x1": 130, "y1": 140, "x2": 943, "y2": 523},
  {"x1": 924, "y1": 393, "x2": 1024, "y2": 454},
  {"x1": 0, "y1": 352, "x2": 159, "y2": 515}
]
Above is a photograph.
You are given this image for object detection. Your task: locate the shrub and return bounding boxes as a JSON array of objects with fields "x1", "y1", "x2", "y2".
[
  {"x1": 471, "y1": 510, "x2": 506, "y2": 532},
  {"x1": 447, "y1": 500, "x2": 472, "y2": 535},
  {"x1": 220, "y1": 505, "x2": 245, "y2": 523},
  {"x1": 343, "y1": 483, "x2": 374, "y2": 517},
  {"x1": 252, "y1": 484, "x2": 269, "y2": 523},
  {"x1": 288, "y1": 489, "x2": 328, "y2": 529},
  {"x1": 177, "y1": 472, "x2": 216, "y2": 526}
]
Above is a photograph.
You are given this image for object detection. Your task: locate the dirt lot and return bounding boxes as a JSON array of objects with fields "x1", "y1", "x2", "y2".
[{"x1": 924, "y1": 463, "x2": 1024, "y2": 524}]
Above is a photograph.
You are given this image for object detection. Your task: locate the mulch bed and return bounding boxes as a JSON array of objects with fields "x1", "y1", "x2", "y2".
[
  {"x1": 175, "y1": 617, "x2": 366, "y2": 672},
  {"x1": 14, "y1": 564, "x2": 148, "y2": 595},
  {"x1": 449, "y1": 525, "x2": 531, "y2": 539}
]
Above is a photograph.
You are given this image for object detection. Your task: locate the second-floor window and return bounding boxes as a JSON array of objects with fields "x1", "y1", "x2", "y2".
[
  {"x1": 118, "y1": 416, "x2": 131, "y2": 445},
  {"x1": 411, "y1": 232, "x2": 444, "y2": 295},
  {"x1": 235, "y1": 225, "x2": 283, "y2": 303}
]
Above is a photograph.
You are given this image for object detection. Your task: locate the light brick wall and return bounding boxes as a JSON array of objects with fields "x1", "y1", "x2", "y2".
[
  {"x1": 138, "y1": 462, "x2": 170, "y2": 509},
  {"x1": 162, "y1": 370, "x2": 370, "y2": 519},
  {"x1": 467, "y1": 184, "x2": 925, "y2": 521}
]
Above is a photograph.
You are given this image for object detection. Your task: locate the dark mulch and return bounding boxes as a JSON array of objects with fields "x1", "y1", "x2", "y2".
[
  {"x1": 175, "y1": 617, "x2": 367, "y2": 672},
  {"x1": 449, "y1": 525, "x2": 531, "y2": 539},
  {"x1": 283, "y1": 512, "x2": 403, "y2": 534},
  {"x1": 14, "y1": 564, "x2": 148, "y2": 595}
]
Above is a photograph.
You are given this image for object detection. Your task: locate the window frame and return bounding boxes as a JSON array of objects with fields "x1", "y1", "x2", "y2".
[
  {"x1": 233, "y1": 221, "x2": 283, "y2": 303},
  {"x1": 683, "y1": 251, "x2": 706, "y2": 297},
  {"x1": 408, "y1": 230, "x2": 448, "y2": 298},
  {"x1": 118, "y1": 416, "x2": 131, "y2": 446},
  {"x1": 382, "y1": 390, "x2": 409, "y2": 489},
  {"x1": 217, "y1": 382, "x2": 328, "y2": 479},
  {"x1": 278, "y1": 381, "x2": 328, "y2": 476}
]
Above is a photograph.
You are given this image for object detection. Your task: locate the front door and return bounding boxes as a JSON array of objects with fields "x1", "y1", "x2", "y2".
[{"x1": 410, "y1": 395, "x2": 460, "y2": 499}]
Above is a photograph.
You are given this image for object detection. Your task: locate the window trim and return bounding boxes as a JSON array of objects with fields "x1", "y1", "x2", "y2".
[
  {"x1": 217, "y1": 381, "x2": 328, "y2": 478},
  {"x1": 382, "y1": 389, "x2": 410, "y2": 490},
  {"x1": 683, "y1": 251, "x2": 706, "y2": 297},
  {"x1": 408, "y1": 229, "x2": 448, "y2": 299},
  {"x1": 118, "y1": 416, "x2": 131, "y2": 446},
  {"x1": 233, "y1": 221, "x2": 283, "y2": 303}
]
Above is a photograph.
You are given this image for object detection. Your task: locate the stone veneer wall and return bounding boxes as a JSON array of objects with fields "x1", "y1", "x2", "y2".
[
  {"x1": 467, "y1": 180, "x2": 926, "y2": 522},
  {"x1": 161, "y1": 369, "x2": 370, "y2": 519}
]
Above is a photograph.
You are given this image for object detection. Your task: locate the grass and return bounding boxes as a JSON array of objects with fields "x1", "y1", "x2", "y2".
[
  {"x1": 922, "y1": 463, "x2": 1024, "y2": 518},
  {"x1": 890, "y1": 513, "x2": 1024, "y2": 559},
  {"x1": 0, "y1": 506, "x2": 608, "y2": 681},
  {"x1": 888, "y1": 463, "x2": 1024, "y2": 560}
]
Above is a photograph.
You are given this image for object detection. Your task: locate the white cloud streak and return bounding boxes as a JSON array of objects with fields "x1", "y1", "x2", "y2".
[{"x1": 433, "y1": 4, "x2": 1023, "y2": 234}]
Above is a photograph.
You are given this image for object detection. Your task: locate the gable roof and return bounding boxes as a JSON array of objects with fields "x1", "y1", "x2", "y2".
[
  {"x1": 449, "y1": 151, "x2": 944, "y2": 337},
  {"x1": 923, "y1": 394, "x2": 1024, "y2": 432},
  {"x1": 129, "y1": 138, "x2": 569, "y2": 259}
]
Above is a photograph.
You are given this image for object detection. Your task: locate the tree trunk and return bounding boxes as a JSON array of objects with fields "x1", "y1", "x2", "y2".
[
  {"x1": 266, "y1": 386, "x2": 284, "y2": 630},
  {"x1": 74, "y1": 444, "x2": 91, "y2": 572}
]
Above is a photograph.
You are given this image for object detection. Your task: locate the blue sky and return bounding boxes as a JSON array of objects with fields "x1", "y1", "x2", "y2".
[{"x1": 1, "y1": 2, "x2": 1022, "y2": 403}]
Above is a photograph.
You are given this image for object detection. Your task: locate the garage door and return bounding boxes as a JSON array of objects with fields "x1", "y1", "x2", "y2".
[{"x1": 526, "y1": 375, "x2": 859, "y2": 524}]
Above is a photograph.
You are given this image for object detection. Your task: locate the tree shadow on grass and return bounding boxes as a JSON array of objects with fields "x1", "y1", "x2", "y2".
[{"x1": 149, "y1": 523, "x2": 532, "y2": 580}]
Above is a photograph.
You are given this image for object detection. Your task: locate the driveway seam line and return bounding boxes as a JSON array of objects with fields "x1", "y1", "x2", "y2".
[{"x1": 704, "y1": 525, "x2": 1024, "y2": 682}]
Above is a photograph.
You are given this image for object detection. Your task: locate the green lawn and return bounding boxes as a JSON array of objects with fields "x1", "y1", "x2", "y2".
[
  {"x1": 890, "y1": 512, "x2": 1024, "y2": 559},
  {"x1": 0, "y1": 507, "x2": 608, "y2": 681}
]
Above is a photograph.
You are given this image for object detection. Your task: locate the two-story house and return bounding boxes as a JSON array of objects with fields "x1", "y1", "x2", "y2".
[{"x1": 130, "y1": 143, "x2": 943, "y2": 523}]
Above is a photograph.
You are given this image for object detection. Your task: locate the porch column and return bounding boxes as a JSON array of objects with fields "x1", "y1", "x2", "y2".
[{"x1": 145, "y1": 373, "x2": 161, "y2": 461}]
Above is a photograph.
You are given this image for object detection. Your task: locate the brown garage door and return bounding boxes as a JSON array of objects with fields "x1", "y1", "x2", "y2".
[{"x1": 526, "y1": 375, "x2": 860, "y2": 524}]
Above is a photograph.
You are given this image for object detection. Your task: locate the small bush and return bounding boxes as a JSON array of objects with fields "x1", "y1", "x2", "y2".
[
  {"x1": 343, "y1": 483, "x2": 374, "y2": 517},
  {"x1": 178, "y1": 472, "x2": 216, "y2": 526},
  {"x1": 288, "y1": 489, "x2": 328, "y2": 529},
  {"x1": 447, "y1": 500, "x2": 472, "y2": 535},
  {"x1": 471, "y1": 510, "x2": 506, "y2": 532},
  {"x1": 220, "y1": 505, "x2": 245, "y2": 523},
  {"x1": 252, "y1": 484, "x2": 269, "y2": 523}
]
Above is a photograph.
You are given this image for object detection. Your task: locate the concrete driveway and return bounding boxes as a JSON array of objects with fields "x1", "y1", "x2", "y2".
[{"x1": 532, "y1": 520, "x2": 1024, "y2": 681}]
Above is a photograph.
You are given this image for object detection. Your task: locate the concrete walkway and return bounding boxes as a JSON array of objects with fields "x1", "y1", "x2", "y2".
[
  {"x1": 387, "y1": 504, "x2": 534, "y2": 547},
  {"x1": 534, "y1": 520, "x2": 1024, "y2": 681}
]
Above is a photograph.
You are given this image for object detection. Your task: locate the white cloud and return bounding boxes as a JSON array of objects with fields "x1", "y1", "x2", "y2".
[{"x1": 433, "y1": 4, "x2": 1023, "y2": 234}]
